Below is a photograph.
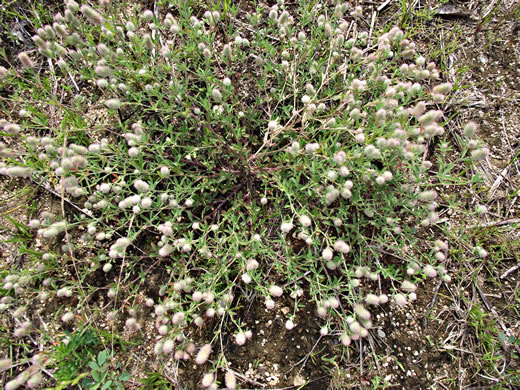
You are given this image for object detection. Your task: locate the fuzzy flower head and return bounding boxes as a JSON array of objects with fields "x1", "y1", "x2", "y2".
[
  {"x1": 333, "y1": 240, "x2": 350, "y2": 254},
  {"x1": 125, "y1": 317, "x2": 141, "y2": 332},
  {"x1": 204, "y1": 10, "x2": 220, "y2": 26},
  {"x1": 0, "y1": 358, "x2": 12, "y2": 372},
  {"x1": 265, "y1": 298, "x2": 275, "y2": 309},
  {"x1": 325, "y1": 186, "x2": 340, "y2": 205},
  {"x1": 299, "y1": 214, "x2": 312, "y2": 227},
  {"x1": 138, "y1": 8, "x2": 153, "y2": 20},
  {"x1": 354, "y1": 304, "x2": 371, "y2": 321},
  {"x1": 195, "y1": 344, "x2": 212, "y2": 365},
  {"x1": 225, "y1": 371, "x2": 237, "y2": 390},
  {"x1": 320, "y1": 326, "x2": 329, "y2": 336},
  {"x1": 418, "y1": 190, "x2": 438, "y2": 202},
  {"x1": 211, "y1": 88, "x2": 222, "y2": 102},
  {"x1": 61, "y1": 311, "x2": 74, "y2": 323},
  {"x1": 470, "y1": 147, "x2": 489, "y2": 162},
  {"x1": 202, "y1": 372, "x2": 215, "y2": 388},
  {"x1": 4, "y1": 166, "x2": 33, "y2": 178},
  {"x1": 432, "y1": 82, "x2": 452, "y2": 95},
  {"x1": 18, "y1": 52, "x2": 34, "y2": 69},
  {"x1": 364, "y1": 293, "x2": 380, "y2": 305},
  {"x1": 394, "y1": 293, "x2": 407, "y2": 307},
  {"x1": 162, "y1": 339, "x2": 174, "y2": 354},
  {"x1": 269, "y1": 284, "x2": 283, "y2": 297},
  {"x1": 0, "y1": 66, "x2": 8, "y2": 79},
  {"x1": 322, "y1": 247, "x2": 333, "y2": 261},
  {"x1": 476, "y1": 246, "x2": 488, "y2": 258},
  {"x1": 105, "y1": 98, "x2": 121, "y2": 109},
  {"x1": 351, "y1": 6, "x2": 363, "y2": 18},
  {"x1": 280, "y1": 221, "x2": 293, "y2": 233},
  {"x1": 235, "y1": 332, "x2": 247, "y2": 345},
  {"x1": 5, "y1": 379, "x2": 22, "y2": 390},
  {"x1": 463, "y1": 121, "x2": 478, "y2": 138},
  {"x1": 334, "y1": 150, "x2": 346, "y2": 164},
  {"x1": 222, "y1": 44, "x2": 232, "y2": 57},
  {"x1": 268, "y1": 120, "x2": 278, "y2": 131},
  {"x1": 305, "y1": 142, "x2": 320, "y2": 154},
  {"x1": 423, "y1": 264, "x2": 438, "y2": 278},
  {"x1": 133, "y1": 179, "x2": 150, "y2": 193},
  {"x1": 80, "y1": 5, "x2": 104, "y2": 25},
  {"x1": 246, "y1": 258, "x2": 259, "y2": 270},
  {"x1": 401, "y1": 280, "x2": 417, "y2": 293}
]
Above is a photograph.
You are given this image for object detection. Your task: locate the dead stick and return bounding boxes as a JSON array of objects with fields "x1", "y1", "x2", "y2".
[{"x1": 500, "y1": 263, "x2": 520, "y2": 280}]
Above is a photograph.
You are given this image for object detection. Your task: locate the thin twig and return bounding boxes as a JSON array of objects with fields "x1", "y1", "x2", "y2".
[
  {"x1": 367, "y1": 9, "x2": 376, "y2": 45},
  {"x1": 227, "y1": 368, "x2": 266, "y2": 388},
  {"x1": 285, "y1": 335, "x2": 323, "y2": 374},
  {"x1": 488, "y1": 166, "x2": 508, "y2": 198},
  {"x1": 377, "y1": 0, "x2": 392, "y2": 12},
  {"x1": 500, "y1": 263, "x2": 520, "y2": 280},
  {"x1": 474, "y1": 282, "x2": 520, "y2": 356},
  {"x1": 423, "y1": 280, "x2": 443, "y2": 328},
  {"x1": 468, "y1": 218, "x2": 520, "y2": 229},
  {"x1": 229, "y1": 16, "x2": 280, "y2": 42}
]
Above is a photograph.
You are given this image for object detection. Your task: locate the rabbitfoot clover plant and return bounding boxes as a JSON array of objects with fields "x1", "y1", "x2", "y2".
[{"x1": 0, "y1": 0, "x2": 489, "y2": 387}]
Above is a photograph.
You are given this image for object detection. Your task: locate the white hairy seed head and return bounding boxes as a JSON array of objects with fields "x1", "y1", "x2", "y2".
[
  {"x1": 211, "y1": 88, "x2": 222, "y2": 101},
  {"x1": 365, "y1": 294, "x2": 380, "y2": 305},
  {"x1": 423, "y1": 264, "x2": 437, "y2": 278},
  {"x1": 162, "y1": 339, "x2": 174, "y2": 354},
  {"x1": 18, "y1": 52, "x2": 34, "y2": 68},
  {"x1": 246, "y1": 258, "x2": 259, "y2": 270},
  {"x1": 235, "y1": 332, "x2": 246, "y2": 345},
  {"x1": 299, "y1": 214, "x2": 312, "y2": 227},
  {"x1": 225, "y1": 371, "x2": 237, "y2": 389},
  {"x1": 61, "y1": 312, "x2": 74, "y2": 323},
  {"x1": 463, "y1": 121, "x2": 477, "y2": 138},
  {"x1": 202, "y1": 373, "x2": 215, "y2": 387},
  {"x1": 333, "y1": 240, "x2": 350, "y2": 254},
  {"x1": 322, "y1": 247, "x2": 333, "y2": 261},
  {"x1": 195, "y1": 344, "x2": 212, "y2": 365},
  {"x1": 280, "y1": 222, "x2": 293, "y2": 233},
  {"x1": 269, "y1": 285, "x2": 283, "y2": 297},
  {"x1": 394, "y1": 293, "x2": 407, "y2": 307},
  {"x1": 133, "y1": 180, "x2": 150, "y2": 193},
  {"x1": 401, "y1": 280, "x2": 417, "y2": 293},
  {"x1": 354, "y1": 304, "x2": 371, "y2": 321}
]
